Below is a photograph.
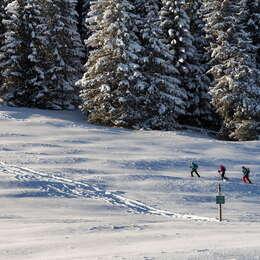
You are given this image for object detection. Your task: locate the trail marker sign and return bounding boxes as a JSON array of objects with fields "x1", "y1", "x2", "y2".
[
  {"x1": 216, "y1": 195, "x2": 225, "y2": 204},
  {"x1": 217, "y1": 183, "x2": 225, "y2": 221}
]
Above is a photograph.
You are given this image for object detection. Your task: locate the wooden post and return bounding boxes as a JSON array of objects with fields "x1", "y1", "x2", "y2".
[{"x1": 218, "y1": 183, "x2": 222, "y2": 222}]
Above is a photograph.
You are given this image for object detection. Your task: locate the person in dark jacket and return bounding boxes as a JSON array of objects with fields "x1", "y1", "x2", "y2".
[
  {"x1": 242, "y1": 166, "x2": 252, "y2": 184},
  {"x1": 218, "y1": 165, "x2": 229, "y2": 181},
  {"x1": 190, "y1": 161, "x2": 200, "y2": 177}
]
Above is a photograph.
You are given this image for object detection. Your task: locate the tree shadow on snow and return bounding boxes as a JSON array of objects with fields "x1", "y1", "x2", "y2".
[{"x1": 0, "y1": 105, "x2": 132, "y2": 136}]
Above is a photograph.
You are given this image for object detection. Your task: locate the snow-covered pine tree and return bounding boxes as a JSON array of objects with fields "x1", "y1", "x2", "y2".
[
  {"x1": 43, "y1": 0, "x2": 84, "y2": 110},
  {"x1": 0, "y1": 0, "x2": 5, "y2": 87},
  {"x1": 204, "y1": 0, "x2": 260, "y2": 140},
  {"x1": 0, "y1": 0, "x2": 48, "y2": 107},
  {"x1": 76, "y1": 0, "x2": 90, "y2": 43},
  {"x1": 247, "y1": 0, "x2": 260, "y2": 66},
  {"x1": 77, "y1": 0, "x2": 91, "y2": 60},
  {"x1": 0, "y1": 0, "x2": 28, "y2": 105},
  {"x1": 246, "y1": 0, "x2": 260, "y2": 134},
  {"x1": 0, "y1": 1, "x2": 4, "y2": 41},
  {"x1": 76, "y1": 0, "x2": 84, "y2": 38},
  {"x1": 21, "y1": 0, "x2": 50, "y2": 107},
  {"x1": 184, "y1": 0, "x2": 215, "y2": 126},
  {"x1": 137, "y1": 0, "x2": 186, "y2": 130},
  {"x1": 160, "y1": 0, "x2": 213, "y2": 127},
  {"x1": 1, "y1": 0, "x2": 83, "y2": 109},
  {"x1": 78, "y1": 0, "x2": 152, "y2": 128},
  {"x1": 82, "y1": 0, "x2": 91, "y2": 43}
]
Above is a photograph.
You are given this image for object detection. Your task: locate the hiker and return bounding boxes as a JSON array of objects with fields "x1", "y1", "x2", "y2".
[
  {"x1": 218, "y1": 165, "x2": 229, "y2": 181},
  {"x1": 242, "y1": 166, "x2": 252, "y2": 184},
  {"x1": 190, "y1": 161, "x2": 200, "y2": 177}
]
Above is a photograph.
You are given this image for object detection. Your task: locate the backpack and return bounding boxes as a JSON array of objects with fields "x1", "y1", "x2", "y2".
[
  {"x1": 243, "y1": 167, "x2": 250, "y2": 176},
  {"x1": 191, "y1": 162, "x2": 198, "y2": 170},
  {"x1": 220, "y1": 165, "x2": 226, "y2": 172}
]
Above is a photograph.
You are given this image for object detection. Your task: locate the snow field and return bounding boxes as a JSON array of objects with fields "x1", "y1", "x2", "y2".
[{"x1": 0, "y1": 106, "x2": 260, "y2": 259}]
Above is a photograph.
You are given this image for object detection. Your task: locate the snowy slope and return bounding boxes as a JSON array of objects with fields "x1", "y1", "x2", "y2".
[{"x1": 0, "y1": 106, "x2": 260, "y2": 260}]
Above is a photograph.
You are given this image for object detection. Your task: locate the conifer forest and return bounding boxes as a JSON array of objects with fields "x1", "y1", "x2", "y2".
[{"x1": 0, "y1": 0, "x2": 259, "y2": 141}]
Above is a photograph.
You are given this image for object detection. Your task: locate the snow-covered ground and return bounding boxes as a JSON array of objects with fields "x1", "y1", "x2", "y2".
[{"x1": 0, "y1": 106, "x2": 259, "y2": 260}]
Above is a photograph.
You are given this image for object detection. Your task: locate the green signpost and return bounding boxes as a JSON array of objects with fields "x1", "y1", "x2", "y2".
[
  {"x1": 217, "y1": 184, "x2": 225, "y2": 221},
  {"x1": 216, "y1": 195, "x2": 225, "y2": 205}
]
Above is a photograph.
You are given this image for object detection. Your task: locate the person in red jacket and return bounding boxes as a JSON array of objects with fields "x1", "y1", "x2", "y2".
[
  {"x1": 218, "y1": 165, "x2": 229, "y2": 181},
  {"x1": 242, "y1": 166, "x2": 252, "y2": 184}
]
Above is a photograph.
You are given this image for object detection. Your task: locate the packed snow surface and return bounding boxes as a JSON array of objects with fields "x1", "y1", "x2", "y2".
[{"x1": 0, "y1": 106, "x2": 260, "y2": 260}]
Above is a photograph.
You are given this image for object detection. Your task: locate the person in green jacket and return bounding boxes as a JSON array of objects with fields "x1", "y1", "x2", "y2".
[{"x1": 190, "y1": 161, "x2": 200, "y2": 177}]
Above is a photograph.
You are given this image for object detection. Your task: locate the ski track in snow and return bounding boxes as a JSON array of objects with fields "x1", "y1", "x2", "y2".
[{"x1": 0, "y1": 162, "x2": 217, "y2": 222}]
